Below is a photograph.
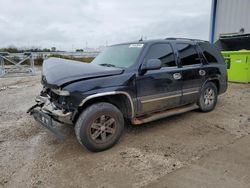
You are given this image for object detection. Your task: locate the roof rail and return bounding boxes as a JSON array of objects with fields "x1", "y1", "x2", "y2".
[{"x1": 165, "y1": 37, "x2": 207, "y2": 42}]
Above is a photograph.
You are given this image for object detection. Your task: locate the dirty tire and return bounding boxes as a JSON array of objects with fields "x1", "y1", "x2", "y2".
[
  {"x1": 75, "y1": 102, "x2": 124, "y2": 152},
  {"x1": 198, "y1": 82, "x2": 218, "y2": 112}
]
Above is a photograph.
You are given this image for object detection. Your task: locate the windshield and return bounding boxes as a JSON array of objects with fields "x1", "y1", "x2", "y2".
[{"x1": 92, "y1": 44, "x2": 143, "y2": 68}]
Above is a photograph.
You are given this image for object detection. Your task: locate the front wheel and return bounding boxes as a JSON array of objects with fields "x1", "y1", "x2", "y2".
[
  {"x1": 75, "y1": 102, "x2": 124, "y2": 152},
  {"x1": 198, "y1": 82, "x2": 218, "y2": 112}
]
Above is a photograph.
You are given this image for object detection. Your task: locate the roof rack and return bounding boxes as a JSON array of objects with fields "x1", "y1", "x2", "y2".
[{"x1": 165, "y1": 37, "x2": 208, "y2": 42}]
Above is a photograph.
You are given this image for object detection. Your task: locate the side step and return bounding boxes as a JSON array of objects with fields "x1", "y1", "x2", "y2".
[{"x1": 131, "y1": 104, "x2": 199, "y2": 125}]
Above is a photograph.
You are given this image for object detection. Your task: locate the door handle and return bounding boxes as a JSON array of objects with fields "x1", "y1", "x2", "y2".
[
  {"x1": 173, "y1": 73, "x2": 182, "y2": 80},
  {"x1": 199, "y1": 70, "x2": 206, "y2": 76}
]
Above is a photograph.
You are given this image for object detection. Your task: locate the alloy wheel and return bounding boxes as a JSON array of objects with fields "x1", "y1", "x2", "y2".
[
  {"x1": 90, "y1": 115, "x2": 116, "y2": 143},
  {"x1": 204, "y1": 88, "x2": 215, "y2": 106}
]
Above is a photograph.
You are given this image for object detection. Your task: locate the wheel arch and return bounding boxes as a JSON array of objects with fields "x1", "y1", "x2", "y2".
[
  {"x1": 202, "y1": 78, "x2": 220, "y2": 93},
  {"x1": 73, "y1": 92, "x2": 134, "y2": 123}
]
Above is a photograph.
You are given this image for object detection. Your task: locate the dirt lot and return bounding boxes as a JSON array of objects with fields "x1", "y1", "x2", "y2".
[{"x1": 0, "y1": 72, "x2": 250, "y2": 188}]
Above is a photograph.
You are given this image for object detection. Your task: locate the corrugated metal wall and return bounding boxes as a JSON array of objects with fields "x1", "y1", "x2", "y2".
[{"x1": 214, "y1": 0, "x2": 250, "y2": 41}]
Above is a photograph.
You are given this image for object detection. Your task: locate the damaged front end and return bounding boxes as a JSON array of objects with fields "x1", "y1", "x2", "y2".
[
  {"x1": 27, "y1": 88, "x2": 73, "y2": 140},
  {"x1": 27, "y1": 57, "x2": 124, "y2": 140}
]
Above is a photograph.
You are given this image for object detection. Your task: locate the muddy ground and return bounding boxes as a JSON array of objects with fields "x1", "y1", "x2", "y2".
[{"x1": 0, "y1": 72, "x2": 250, "y2": 188}]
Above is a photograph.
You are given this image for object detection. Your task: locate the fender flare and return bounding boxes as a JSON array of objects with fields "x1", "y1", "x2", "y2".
[
  {"x1": 79, "y1": 91, "x2": 135, "y2": 118},
  {"x1": 201, "y1": 77, "x2": 220, "y2": 92}
]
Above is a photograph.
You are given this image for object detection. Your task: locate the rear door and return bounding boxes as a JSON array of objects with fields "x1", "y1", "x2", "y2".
[
  {"x1": 136, "y1": 42, "x2": 182, "y2": 115},
  {"x1": 175, "y1": 43, "x2": 205, "y2": 105}
]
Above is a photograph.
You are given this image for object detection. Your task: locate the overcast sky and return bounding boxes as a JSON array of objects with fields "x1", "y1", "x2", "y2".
[{"x1": 0, "y1": 0, "x2": 212, "y2": 51}]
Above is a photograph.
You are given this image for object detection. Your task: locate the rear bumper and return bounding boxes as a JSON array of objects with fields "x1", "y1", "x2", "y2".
[{"x1": 27, "y1": 95, "x2": 73, "y2": 139}]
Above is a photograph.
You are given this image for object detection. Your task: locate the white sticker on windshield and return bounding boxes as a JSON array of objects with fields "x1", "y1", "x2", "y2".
[{"x1": 129, "y1": 44, "x2": 144, "y2": 48}]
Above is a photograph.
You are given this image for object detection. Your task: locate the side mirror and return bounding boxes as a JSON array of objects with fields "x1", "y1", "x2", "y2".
[{"x1": 141, "y1": 59, "x2": 162, "y2": 71}]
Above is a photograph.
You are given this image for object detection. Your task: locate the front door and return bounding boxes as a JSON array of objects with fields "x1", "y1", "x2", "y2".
[{"x1": 136, "y1": 43, "x2": 182, "y2": 116}]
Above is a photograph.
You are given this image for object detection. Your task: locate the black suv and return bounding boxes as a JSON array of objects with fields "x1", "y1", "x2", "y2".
[{"x1": 28, "y1": 38, "x2": 227, "y2": 152}]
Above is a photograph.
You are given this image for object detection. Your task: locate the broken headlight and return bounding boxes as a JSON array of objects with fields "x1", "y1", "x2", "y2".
[{"x1": 51, "y1": 88, "x2": 70, "y2": 96}]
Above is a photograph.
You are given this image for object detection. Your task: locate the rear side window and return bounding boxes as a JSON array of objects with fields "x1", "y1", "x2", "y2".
[
  {"x1": 198, "y1": 42, "x2": 224, "y2": 64},
  {"x1": 176, "y1": 43, "x2": 201, "y2": 66},
  {"x1": 145, "y1": 43, "x2": 176, "y2": 67}
]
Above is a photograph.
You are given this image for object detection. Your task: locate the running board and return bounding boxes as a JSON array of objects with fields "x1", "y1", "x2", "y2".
[{"x1": 131, "y1": 104, "x2": 199, "y2": 125}]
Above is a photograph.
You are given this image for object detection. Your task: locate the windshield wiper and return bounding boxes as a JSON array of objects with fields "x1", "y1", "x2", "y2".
[{"x1": 99, "y1": 63, "x2": 116, "y2": 67}]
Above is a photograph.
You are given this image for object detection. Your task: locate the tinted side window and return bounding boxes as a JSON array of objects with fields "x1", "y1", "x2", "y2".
[
  {"x1": 198, "y1": 42, "x2": 223, "y2": 63},
  {"x1": 176, "y1": 43, "x2": 200, "y2": 66},
  {"x1": 145, "y1": 43, "x2": 176, "y2": 67}
]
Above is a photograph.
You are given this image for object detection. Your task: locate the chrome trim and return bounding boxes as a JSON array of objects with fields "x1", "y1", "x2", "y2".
[
  {"x1": 199, "y1": 69, "x2": 206, "y2": 76},
  {"x1": 141, "y1": 93, "x2": 181, "y2": 104},
  {"x1": 182, "y1": 87, "x2": 200, "y2": 92},
  {"x1": 183, "y1": 91, "x2": 199, "y2": 95},
  {"x1": 173, "y1": 73, "x2": 182, "y2": 80},
  {"x1": 140, "y1": 88, "x2": 200, "y2": 104},
  {"x1": 79, "y1": 91, "x2": 135, "y2": 118},
  {"x1": 182, "y1": 87, "x2": 200, "y2": 95}
]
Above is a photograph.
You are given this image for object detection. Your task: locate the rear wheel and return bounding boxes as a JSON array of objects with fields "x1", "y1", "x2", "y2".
[
  {"x1": 198, "y1": 82, "x2": 218, "y2": 112},
  {"x1": 75, "y1": 102, "x2": 124, "y2": 152}
]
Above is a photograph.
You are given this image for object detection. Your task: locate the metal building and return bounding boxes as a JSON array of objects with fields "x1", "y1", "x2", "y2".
[{"x1": 210, "y1": 0, "x2": 250, "y2": 43}]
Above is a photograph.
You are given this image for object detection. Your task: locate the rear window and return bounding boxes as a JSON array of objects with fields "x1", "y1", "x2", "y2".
[
  {"x1": 176, "y1": 43, "x2": 201, "y2": 66},
  {"x1": 198, "y1": 42, "x2": 224, "y2": 64}
]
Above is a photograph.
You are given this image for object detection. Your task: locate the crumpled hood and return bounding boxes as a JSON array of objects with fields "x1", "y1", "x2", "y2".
[{"x1": 41, "y1": 57, "x2": 123, "y2": 88}]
